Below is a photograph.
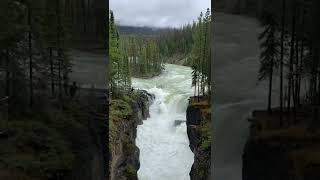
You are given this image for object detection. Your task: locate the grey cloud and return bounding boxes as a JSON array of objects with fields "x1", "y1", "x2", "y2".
[{"x1": 110, "y1": 0, "x2": 211, "y2": 28}]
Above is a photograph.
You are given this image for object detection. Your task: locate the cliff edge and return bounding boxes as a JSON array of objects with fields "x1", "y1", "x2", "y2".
[
  {"x1": 109, "y1": 90, "x2": 153, "y2": 180},
  {"x1": 243, "y1": 107, "x2": 320, "y2": 180},
  {"x1": 186, "y1": 97, "x2": 212, "y2": 180}
]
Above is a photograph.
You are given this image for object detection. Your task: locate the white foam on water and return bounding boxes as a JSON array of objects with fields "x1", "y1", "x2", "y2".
[{"x1": 132, "y1": 64, "x2": 194, "y2": 180}]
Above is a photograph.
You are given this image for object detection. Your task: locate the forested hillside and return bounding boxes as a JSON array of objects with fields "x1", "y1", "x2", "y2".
[
  {"x1": 109, "y1": 9, "x2": 212, "y2": 97},
  {"x1": 117, "y1": 25, "x2": 163, "y2": 36},
  {"x1": 109, "y1": 8, "x2": 212, "y2": 179},
  {"x1": 0, "y1": 1, "x2": 107, "y2": 179}
]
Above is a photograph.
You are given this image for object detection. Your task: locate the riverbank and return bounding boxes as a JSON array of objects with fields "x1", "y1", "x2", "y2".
[
  {"x1": 187, "y1": 96, "x2": 212, "y2": 180},
  {"x1": 131, "y1": 71, "x2": 162, "y2": 79},
  {"x1": 109, "y1": 90, "x2": 153, "y2": 180},
  {"x1": 243, "y1": 106, "x2": 320, "y2": 180},
  {"x1": 164, "y1": 53, "x2": 191, "y2": 66}
]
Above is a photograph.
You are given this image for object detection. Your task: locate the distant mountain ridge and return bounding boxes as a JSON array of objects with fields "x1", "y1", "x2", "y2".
[{"x1": 116, "y1": 25, "x2": 170, "y2": 35}]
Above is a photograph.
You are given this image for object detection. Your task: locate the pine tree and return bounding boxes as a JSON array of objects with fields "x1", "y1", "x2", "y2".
[
  {"x1": 287, "y1": 0, "x2": 297, "y2": 110},
  {"x1": 279, "y1": 0, "x2": 286, "y2": 123},
  {"x1": 258, "y1": 6, "x2": 279, "y2": 113},
  {"x1": 27, "y1": 1, "x2": 34, "y2": 107},
  {"x1": 189, "y1": 10, "x2": 212, "y2": 100}
]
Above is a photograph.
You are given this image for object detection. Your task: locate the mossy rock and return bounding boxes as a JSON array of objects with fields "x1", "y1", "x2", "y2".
[{"x1": 124, "y1": 165, "x2": 137, "y2": 179}]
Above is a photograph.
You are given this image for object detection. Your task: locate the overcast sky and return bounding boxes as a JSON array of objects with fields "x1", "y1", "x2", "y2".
[{"x1": 110, "y1": 0, "x2": 211, "y2": 28}]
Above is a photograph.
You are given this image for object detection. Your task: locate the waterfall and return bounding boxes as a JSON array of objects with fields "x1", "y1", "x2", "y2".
[{"x1": 132, "y1": 64, "x2": 194, "y2": 180}]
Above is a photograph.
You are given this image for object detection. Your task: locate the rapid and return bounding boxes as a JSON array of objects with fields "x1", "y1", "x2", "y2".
[{"x1": 132, "y1": 64, "x2": 194, "y2": 180}]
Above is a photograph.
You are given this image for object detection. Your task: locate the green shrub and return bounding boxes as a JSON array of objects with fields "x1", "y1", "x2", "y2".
[
  {"x1": 200, "y1": 121, "x2": 212, "y2": 151},
  {"x1": 124, "y1": 165, "x2": 136, "y2": 178},
  {"x1": 0, "y1": 120, "x2": 74, "y2": 179}
]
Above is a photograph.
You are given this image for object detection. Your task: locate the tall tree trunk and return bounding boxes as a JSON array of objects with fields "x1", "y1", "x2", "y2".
[
  {"x1": 268, "y1": 56, "x2": 274, "y2": 114},
  {"x1": 81, "y1": 0, "x2": 86, "y2": 33},
  {"x1": 28, "y1": 4, "x2": 33, "y2": 107},
  {"x1": 197, "y1": 69, "x2": 200, "y2": 102},
  {"x1": 201, "y1": 21, "x2": 208, "y2": 96},
  {"x1": 70, "y1": 0, "x2": 74, "y2": 24},
  {"x1": 280, "y1": 0, "x2": 286, "y2": 125},
  {"x1": 5, "y1": 49, "x2": 9, "y2": 97},
  {"x1": 117, "y1": 63, "x2": 120, "y2": 90},
  {"x1": 87, "y1": 0, "x2": 90, "y2": 33},
  {"x1": 287, "y1": 1, "x2": 297, "y2": 111},
  {"x1": 57, "y1": 0, "x2": 62, "y2": 99},
  {"x1": 294, "y1": 39, "x2": 299, "y2": 108},
  {"x1": 318, "y1": 66, "x2": 320, "y2": 105},
  {"x1": 311, "y1": 48, "x2": 317, "y2": 105},
  {"x1": 50, "y1": 47, "x2": 55, "y2": 97},
  {"x1": 298, "y1": 6, "x2": 305, "y2": 107},
  {"x1": 293, "y1": 39, "x2": 299, "y2": 124},
  {"x1": 194, "y1": 72, "x2": 197, "y2": 97}
]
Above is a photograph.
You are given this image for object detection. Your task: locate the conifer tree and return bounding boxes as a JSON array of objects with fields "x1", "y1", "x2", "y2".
[
  {"x1": 279, "y1": 0, "x2": 286, "y2": 123},
  {"x1": 258, "y1": 6, "x2": 280, "y2": 113}
]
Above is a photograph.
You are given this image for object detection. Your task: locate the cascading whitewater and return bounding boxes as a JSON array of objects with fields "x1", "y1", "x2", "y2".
[{"x1": 132, "y1": 64, "x2": 194, "y2": 180}]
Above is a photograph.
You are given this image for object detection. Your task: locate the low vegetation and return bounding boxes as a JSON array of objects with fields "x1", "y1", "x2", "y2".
[{"x1": 0, "y1": 100, "x2": 92, "y2": 179}]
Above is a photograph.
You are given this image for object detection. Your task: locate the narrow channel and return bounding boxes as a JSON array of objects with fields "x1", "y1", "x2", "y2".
[{"x1": 132, "y1": 64, "x2": 194, "y2": 180}]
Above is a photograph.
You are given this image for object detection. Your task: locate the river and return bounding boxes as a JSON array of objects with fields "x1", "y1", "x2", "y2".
[
  {"x1": 131, "y1": 13, "x2": 277, "y2": 180},
  {"x1": 132, "y1": 64, "x2": 194, "y2": 180},
  {"x1": 213, "y1": 13, "x2": 280, "y2": 180}
]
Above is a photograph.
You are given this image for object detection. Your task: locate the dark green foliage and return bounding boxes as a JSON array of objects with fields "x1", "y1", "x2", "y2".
[
  {"x1": 0, "y1": 1, "x2": 107, "y2": 179},
  {"x1": 110, "y1": 9, "x2": 212, "y2": 92},
  {"x1": 190, "y1": 9, "x2": 212, "y2": 99},
  {"x1": 0, "y1": 102, "x2": 87, "y2": 179},
  {"x1": 0, "y1": 0, "x2": 72, "y2": 110},
  {"x1": 124, "y1": 165, "x2": 137, "y2": 178},
  {"x1": 0, "y1": 120, "x2": 74, "y2": 179},
  {"x1": 200, "y1": 120, "x2": 211, "y2": 151},
  {"x1": 257, "y1": 0, "x2": 320, "y2": 123},
  {"x1": 157, "y1": 25, "x2": 194, "y2": 57},
  {"x1": 121, "y1": 35, "x2": 163, "y2": 78},
  {"x1": 109, "y1": 11, "x2": 131, "y2": 93}
]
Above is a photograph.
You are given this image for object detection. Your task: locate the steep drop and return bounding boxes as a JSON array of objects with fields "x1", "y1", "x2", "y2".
[
  {"x1": 213, "y1": 13, "x2": 278, "y2": 180},
  {"x1": 132, "y1": 64, "x2": 194, "y2": 180}
]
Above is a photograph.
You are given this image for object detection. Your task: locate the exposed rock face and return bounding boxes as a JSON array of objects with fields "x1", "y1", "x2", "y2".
[
  {"x1": 186, "y1": 97, "x2": 211, "y2": 180},
  {"x1": 134, "y1": 90, "x2": 154, "y2": 125},
  {"x1": 187, "y1": 105, "x2": 201, "y2": 151},
  {"x1": 110, "y1": 91, "x2": 153, "y2": 180}
]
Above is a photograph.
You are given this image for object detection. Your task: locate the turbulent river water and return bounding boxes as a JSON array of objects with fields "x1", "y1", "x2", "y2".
[
  {"x1": 132, "y1": 64, "x2": 194, "y2": 180},
  {"x1": 213, "y1": 13, "x2": 279, "y2": 180}
]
